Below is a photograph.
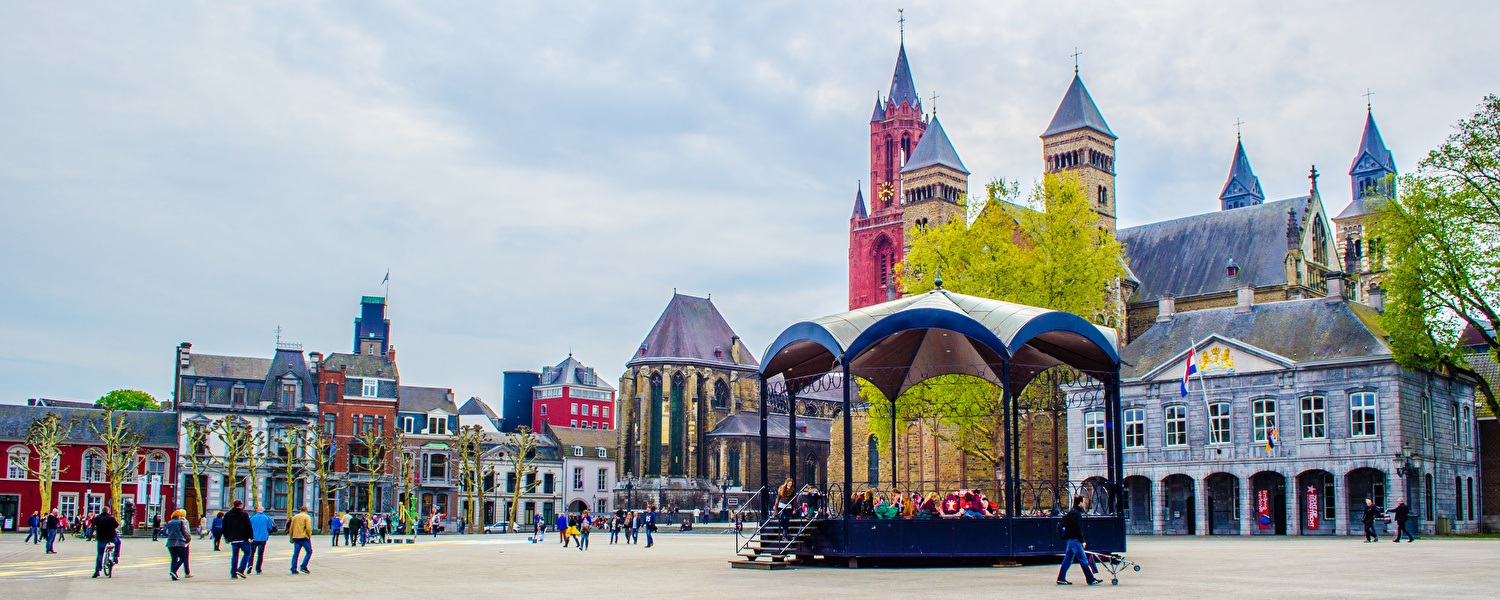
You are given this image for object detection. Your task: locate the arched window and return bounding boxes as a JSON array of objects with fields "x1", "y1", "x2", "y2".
[
  {"x1": 1454, "y1": 476, "x2": 1463, "y2": 521},
  {"x1": 668, "y1": 372, "x2": 686, "y2": 476},
  {"x1": 901, "y1": 135, "x2": 911, "y2": 165},
  {"x1": 7, "y1": 445, "x2": 29, "y2": 479},
  {"x1": 83, "y1": 450, "x2": 106, "y2": 482},
  {"x1": 712, "y1": 380, "x2": 730, "y2": 410},
  {"x1": 1424, "y1": 473, "x2": 1434, "y2": 521},
  {"x1": 647, "y1": 373, "x2": 663, "y2": 475},
  {"x1": 866, "y1": 435, "x2": 879, "y2": 486},
  {"x1": 873, "y1": 237, "x2": 896, "y2": 299},
  {"x1": 1311, "y1": 219, "x2": 1328, "y2": 265},
  {"x1": 1097, "y1": 185, "x2": 1108, "y2": 206},
  {"x1": 884, "y1": 137, "x2": 894, "y2": 184}
]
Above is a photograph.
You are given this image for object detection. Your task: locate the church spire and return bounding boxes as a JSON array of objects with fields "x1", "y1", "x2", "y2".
[
  {"x1": 1220, "y1": 138, "x2": 1265, "y2": 210},
  {"x1": 901, "y1": 116, "x2": 968, "y2": 175},
  {"x1": 871, "y1": 92, "x2": 885, "y2": 122},
  {"x1": 852, "y1": 183, "x2": 868, "y2": 219},
  {"x1": 887, "y1": 43, "x2": 920, "y2": 111},
  {"x1": 1042, "y1": 73, "x2": 1114, "y2": 139},
  {"x1": 1349, "y1": 108, "x2": 1397, "y2": 202}
]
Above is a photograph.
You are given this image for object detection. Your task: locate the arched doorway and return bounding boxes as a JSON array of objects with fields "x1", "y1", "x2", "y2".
[
  {"x1": 1205, "y1": 472, "x2": 1241, "y2": 535},
  {"x1": 1297, "y1": 470, "x2": 1336, "y2": 535},
  {"x1": 1250, "y1": 471, "x2": 1286, "y2": 535},
  {"x1": 1346, "y1": 468, "x2": 1387, "y2": 535},
  {"x1": 1123, "y1": 476, "x2": 1152, "y2": 535},
  {"x1": 568, "y1": 499, "x2": 589, "y2": 514},
  {"x1": 1162, "y1": 474, "x2": 1195, "y2": 535}
]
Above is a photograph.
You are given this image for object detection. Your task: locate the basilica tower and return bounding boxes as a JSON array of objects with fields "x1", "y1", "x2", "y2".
[
  {"x1": 1041, "y1": 73, "x2": 1118, "y2": 235},
  {"x1": 849, "y1": 40, "x2": 929, "y2": 310}
]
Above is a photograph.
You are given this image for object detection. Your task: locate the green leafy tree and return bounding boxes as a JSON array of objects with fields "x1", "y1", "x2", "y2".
[
  {"x1": 864, "y1": 172, "x2": 1125, "y2": 489},
  {"x1": 1372, "y1": 94, "x2": 1500, "y2": 415},
  {"x1": 95, "y1": 389, "x2": 159, "y2": 411}
]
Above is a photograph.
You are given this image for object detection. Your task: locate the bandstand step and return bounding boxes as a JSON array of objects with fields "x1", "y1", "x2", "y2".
[{"x1": 729, "y1": 559, "x2": 793, "y2": 570}]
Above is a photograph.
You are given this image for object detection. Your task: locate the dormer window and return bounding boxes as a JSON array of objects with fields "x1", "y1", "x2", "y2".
[
  {"x1": 280, "y1": 378, "x2": 298, "y2": 406},
  {"x1": 362, "y1": 379, "x2": 378, "y2": 398},
  {"x1": 192, "y1": 381, "x2": 208, "y2": 404},
  {"x1": 230, "y1": 384, "x2": 246, "y2": 405},
  {"x1": 597, "y1": 447, "x2": 607, "y2": 458},
  {"x1": 572, "y1": 446, "x2": 583, "y2": 457}
]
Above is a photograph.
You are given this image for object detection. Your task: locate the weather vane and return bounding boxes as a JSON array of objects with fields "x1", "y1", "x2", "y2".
[
  {"x1": 1234, "y1": 118, "x2": 1244, "y2": 140},
  {"x1": 1364, "y1": 88, "x2": 1375, "y2": 111},
  {"x1": 1072, "y1": 47, "x2": 1082, "y2": 74},
  {"x1": 898, "y1": 8, "x2": 905, "y2": 42},
  {"x1": 930, "y1": 90, "x2": 939, "y2": 116}
]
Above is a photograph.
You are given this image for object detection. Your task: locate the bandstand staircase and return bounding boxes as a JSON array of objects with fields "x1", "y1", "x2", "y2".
[{"x1": 728, "y1": 517, "x2": 820, "y2": 570}]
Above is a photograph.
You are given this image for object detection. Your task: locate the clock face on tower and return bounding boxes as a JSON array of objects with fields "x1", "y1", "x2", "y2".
[{"x1": 879, "y1": 181, "x2": 895, "y2": 206}]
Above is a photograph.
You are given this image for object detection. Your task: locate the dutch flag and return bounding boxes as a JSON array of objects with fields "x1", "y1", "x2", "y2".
[{"x1": 1180, "y1": 341, "x2": 1199, "y2": 397}]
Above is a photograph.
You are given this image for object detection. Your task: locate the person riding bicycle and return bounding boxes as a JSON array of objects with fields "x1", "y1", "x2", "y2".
[{"x1": 92, "y1": 506, "x2": 121, "y2": 578}]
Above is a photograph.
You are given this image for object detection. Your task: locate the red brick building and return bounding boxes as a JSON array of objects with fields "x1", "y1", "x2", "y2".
[
  {"x1": 533, "y1": 355, "x2": 615, "y2": 431},
  {"x1": 1, "y1": 404, "x2": 178, "y2": 531}
]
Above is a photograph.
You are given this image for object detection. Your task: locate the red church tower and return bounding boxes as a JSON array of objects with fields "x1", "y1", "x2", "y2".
[{"x1": 849, "y1": 41, "x2": 927, "y2": 309}]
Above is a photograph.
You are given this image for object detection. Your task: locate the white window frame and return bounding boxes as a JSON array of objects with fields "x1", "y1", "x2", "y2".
[
  {"x1": 570, "y1": 403, "x2": 577, "y2": 415},
  {"x1": 573, "y1": 466, "x2": 584, "y2": 490},
  {"x1": 603, "y1": 406, "x2": 610, "y2": 419},
  {"x1": 1251, "y1": 398, "x2": 1276, "y2": 443},
  {"x1": 1350, "y1": 392, "x2": 1378, "y2": 438},
  {"x1": 363, "y1": 379, "x2": 378, "y2": 398},
  {"x1": 401, "y1": 416, "x2": 415, "y2": 434},
  {"x1": 1207, "y1": 402, "x2": 1231, "y2": 445},
  {"x1": 572, "y1": 446, "x2": 583, "y2": 457},
  {"x1": 540, "y1": 404, "x2": 548, "y2": 416},
  {"x1": 84, "y1": 493, "x2": 104, "y2": 515},
  {"x1": 570, "y1": 420, "x2": 577, "y2": 427},
  {"x1": 427, "y1": 416, "x2": 447, "y2": 436},
  {"x1": 1300, "y1": 395, "x2": 1326, "y2": 440},
  {"x1": 1084, "y1": 411, "x2": 1106, "y2": 451},
  {"x1": 1122, "y1": 408, "x2": 1144, "y2": 449},
  {"x1": 1461, "y1": 405, "x2": 1472, "y2": 447},
  {"x1": 1164, "y1": 405, "x2": 1188, "y2": 447},
  {"x1": 1421, "y1": 395, "x2": 1433, "y2": 439},
  {"x1": 58, "y1": 492, "x2": 78, "y2": 517},
  {"x1": 83, "y1": 450, "x2": 106, "y2": 482},
  {"x1": 597, "y1": 468, "x2": 607, "y2": 491},
  {"x1": 596, "y1": 447, "x2": 607, "y2": 459},
  {"x1": 7, "y1": 446, "x2": 28, "y2": 479}
]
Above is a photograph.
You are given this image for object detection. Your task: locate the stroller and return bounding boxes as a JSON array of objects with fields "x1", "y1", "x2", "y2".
[{"x1": 1083, "y1": 550, "x2": 1142, "y2": 586}]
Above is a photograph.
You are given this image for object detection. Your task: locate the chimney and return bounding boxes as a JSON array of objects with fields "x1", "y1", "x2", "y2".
[
  {"x1": 1156, "y1": 296, "x2": 1175, "y2": 323},
  {"x1": 386, "y1": 345, "x2": 397, "y2": 362},
  {"x1": 1367, "y1": 283, "x2": 1384, "y2": 312},
  {"x1": 178, "y1": 342, "x2": 192, "y2": 372},
  {"x1": 308, "y1": 352, "x2": 322, "y2": 375},
  {"x1": 1326, "y1": 272, "x2": 1346, "y2": 302},
  {"x1": 729, "y1": 336, "x2": 742, "y2": 364},
  {"x1": 1235, "y1": 285, "x2": 1255, "y2": 313}
]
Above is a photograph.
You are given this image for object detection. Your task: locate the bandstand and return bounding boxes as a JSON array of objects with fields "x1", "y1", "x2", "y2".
[{"x1": 736, "y1": 287, "x2": 1125, "y2": 567}]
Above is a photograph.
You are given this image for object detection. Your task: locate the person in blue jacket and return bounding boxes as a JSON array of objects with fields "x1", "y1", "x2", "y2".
[
  {"x1": 330, "y1": 513, "x2": 343, "y2": 546},
  {"x1": 643, "y1": 507, "x2": 657, "y2": 548},
  {"x1": 25, "y1": 511, "x2": 40, "y2": 544},
  {"x1": 248, "y1": 506, "x2": 275, "y2": 574}
]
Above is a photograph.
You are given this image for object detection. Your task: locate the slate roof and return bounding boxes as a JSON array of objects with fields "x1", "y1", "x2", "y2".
[
  {"x1": 321, "y1": 353, "x2": 398, "y2": 379},
  {"x1": 852, "y1": 186, "x2": 868, "y2": 219},
  {"x1": 184, "y1": 354, "x2": 272, "y2": 380},
  {"x1": 870, "y1": 94, "x2": 886, "y2": 122},
  {"x1": 1350, "y1": 110, "x2": 1397, "y2": 176},
  {"x1": 398, "y1": 385, "x2": 457, "y2": 414},
  {"x1": 887, "y1": 44, "x2": 920, "y2": 110},
  {"x1": 457, "y1": 397, "x2": 498, "y2": 419},
  {"x1": 1119, "y1": 196, "x2": 1309, "y2": 302},
  {"x1": 540, "y1": 355, "x2": 614, "y2": 390},
  {"x1": 628, "y1": 293, "x2": 758, "y2": 368},
  {"x1": 257, "y1": 348, "x2": 313, "y2": 404},
  {"x1": 26, "y1": 398, "x2": 95, "y2": 409},
  {"x1": 1122, "y1": 298, "x2": 1391, "y2": 379},
  {"x1": 0, "y1": 404, "x2": 178, "y2": 446},
  {"x1": 900, "y1": 116, "x2": 969, "y2": 175},
  {"x1": 706, "y1": 413, "x2": 832, "y2": 443},
  {"x1": 545, "y1": 425, "x2": 618, "y2": 458},
  {"x1": 1042, "y1": 74, "x2": 1114, "y2": 139},
  {"x1": 1219, "y1": 139, "x2": 1265, "y2": 206}
]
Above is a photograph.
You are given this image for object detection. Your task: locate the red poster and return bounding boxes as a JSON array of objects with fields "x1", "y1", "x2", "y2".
[
  {"x1": 1305, "y1": 485, "x2": 1320, "y2": 530},
  {"x1": 1256, "y1": 489, "x2": 1270, "y2": 530}
]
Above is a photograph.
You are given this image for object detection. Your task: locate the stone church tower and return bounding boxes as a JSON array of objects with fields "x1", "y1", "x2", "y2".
[{"x1": 1041, "y1": 72, "x2": 1118, "y2": 236}]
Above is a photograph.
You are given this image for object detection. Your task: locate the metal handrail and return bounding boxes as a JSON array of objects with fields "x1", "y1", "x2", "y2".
[{"x1": 731, "y1": 486, "x2": 767, "y2": 552}]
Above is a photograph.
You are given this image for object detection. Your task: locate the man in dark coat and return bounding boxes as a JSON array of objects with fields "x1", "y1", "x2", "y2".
[
  {"x1": 1389, "y1": 498, "x2": 1415, "y2": 542},
  {"x1": 220, "y1": 500, "x2": 254, "y2": 578},
  {"x1": 1361, "y1": 498, "x2": 1383, "y2": 542},
  {"x1": 91, "y1": 506, "x2": 120, "y2": 578},
  {"x1": 44, "y1": 509, "x2": 60, "y2": 553},
  {"x1": 1056, "y1": 495, "x2": 1100, "y2": 586}
]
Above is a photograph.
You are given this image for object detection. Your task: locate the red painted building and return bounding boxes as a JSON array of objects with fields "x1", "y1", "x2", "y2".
[
  {"x1": 533, "y1": 355, "x2": 615, "y2": 431},
  {"x1": 849, "y1": 42, "x2": 928, "y2": 310},
  {"x1": 1, "y1": 404, "x2": 178, "y2": 531}
]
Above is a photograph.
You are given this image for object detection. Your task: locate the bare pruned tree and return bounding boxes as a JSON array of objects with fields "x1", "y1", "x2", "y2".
[{"x1": 24, "y1": 413, "x2": 76, "y2": 515}]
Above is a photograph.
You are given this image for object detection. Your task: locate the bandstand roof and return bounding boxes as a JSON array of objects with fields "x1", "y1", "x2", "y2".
[{"x1": 759, "y1": 289, "x2": 1119, "y2": 399}]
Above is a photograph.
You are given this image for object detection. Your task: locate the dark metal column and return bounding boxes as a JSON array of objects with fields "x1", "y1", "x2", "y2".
[
  {"x1": 1002, "y1": 365, "x2": 1015, "y2": 518},
  {"x1": 788, "y1": 387, "x2": 798, "y2": 489},
  {"x1": 842, "y1": 362, "x2": 853, "y2": 539},
  {"x1": 758, "y1": 376, "x2": 769, "y2": 515},
  {"x1": 889, "y1": 397, "x2": 898, "y2": 490}
]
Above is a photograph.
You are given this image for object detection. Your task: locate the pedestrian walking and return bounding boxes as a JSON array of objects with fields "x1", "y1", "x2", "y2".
[
  {"x1": 25, "y1": 511, "x2": 39, "y2": 544},
  {"x1": 643, "y1": 507, "x2": 657, "y2": 548},
  {"x1": 248, "y1": 506, "x2": 274, "y2": 574},
  {"x1": 211, "y1": 511, "x2": 225, "y2": 551},
  {"x1": 57, "y1": 513, "x2": 68, "y2": 543},
  {"x1": 91, "y1": 506, "x2": 121, "y2": 579},
  {"x1": 44, "y1": 509, "x2": 60, "y2": 554},
  {"x1": 556, "y1": 513, "x2": 569, "y2": 547},
  {"x1": 608, "y1": 514, "x2": 620, "y2": 544},
  {"x1": 344, "y1": 512, "x2": 356, "y2": 546},
  {"x1": 288, "y1": 505, "x2": 313, "y2": 575},
  {"x1": 1361, "y1": 498, "x2": 1382, "y2": 542},
  {"x1": 1055, "y1": 495, "x2": 1101, "y2": 586},
  {"x1": 221, "y1": 500, "x2": 254, "y2": 579},
  {"x1": 1389, "y1": 498, "x2": 1416, "y2": 542},
  {"x1": 164, "y1": 508, "x2": 193, "y2": 580},
  {"x1": 532, "y1": 512, "x2": 545, "y2": 543},
  {"x1": 197, "y1": 515, "x2": 208, "y2": 539},
  {"x1": 579, "y1": 510, "x2": 591, "y2": 551},
  {"x1": 329, "y1": 513, "x2": 343, "y2": 546},
  {"x1": 359, "y1": 514, "x2": 370, "y2": 546},
  {"x1": 152, "y1": 514, "x2": 163, "y2": 542}
]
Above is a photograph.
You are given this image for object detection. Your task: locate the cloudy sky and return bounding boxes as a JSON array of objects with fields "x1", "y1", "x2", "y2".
[{"x1": 2, "y1": 1, "x2": 1495, "y2": 409}]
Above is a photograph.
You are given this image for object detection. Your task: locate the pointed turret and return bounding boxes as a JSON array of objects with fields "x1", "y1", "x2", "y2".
[
  {"x1": 887, "y1": 44, "x2": 920, "y2": 111},
  {"x1": 1346, "y1": 109, "x2": 1397, "y2": 207},
  {"x1": 852, "y1": 184, "x2": 868, "y2": 219},
  {"x1": 1043, "y1": 74, "x2": 1115, "y2": 139},
  {"x1": 901, "y1": 116, "x2": 968, "y2": 175},
  {"x1": 870, "y1": 93, "x2": 886, "y2": 122},
  {"x1": 1219, "y1": 139, "x2": 1265, "y2": 210}
]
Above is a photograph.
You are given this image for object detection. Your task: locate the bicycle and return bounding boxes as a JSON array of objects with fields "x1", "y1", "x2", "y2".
[{"x1": 101, "y1": 540, "x2": 117, "y2": 578}]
